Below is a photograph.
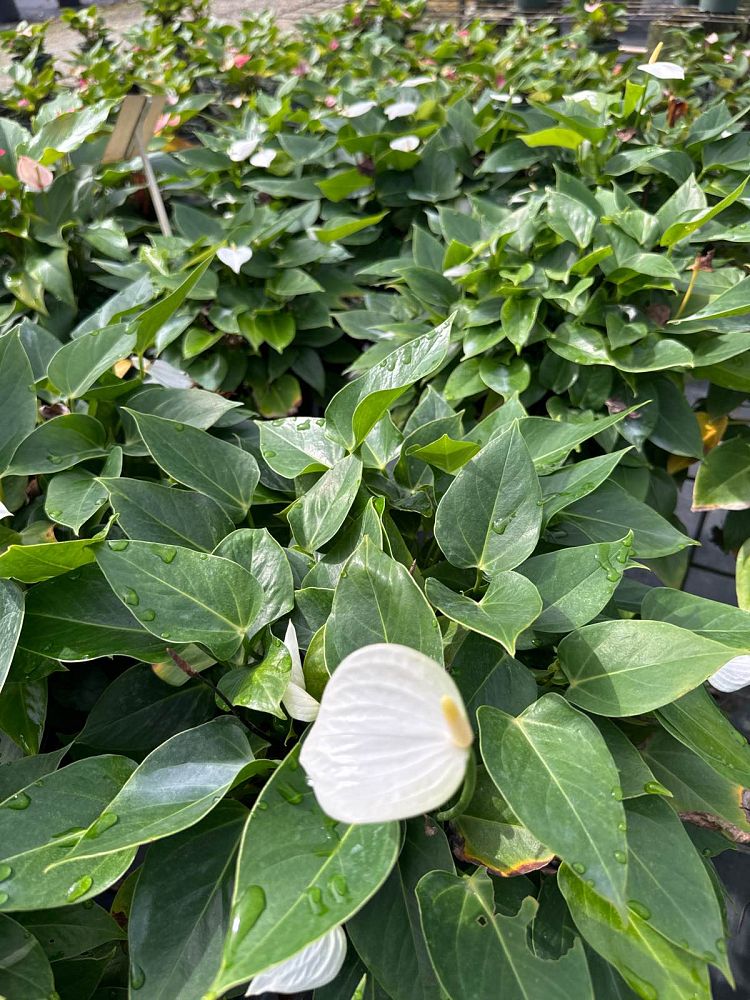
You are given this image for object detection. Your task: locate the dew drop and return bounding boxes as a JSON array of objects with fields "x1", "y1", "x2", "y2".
[
  {"x1": 614, "y1": 850, "x2": 627, "y2": 864},
  {"x1": 66, "y1": 875, "x2": 93, "y2": 902},
  {"x1": 621, "y1": 967, "x2": 657, "y2": 1000},
  {"x1": 46, "y1": 454, "x2": 63, "y2": 465},
  {"x1": 628, "y1": 900, "x2": 651, "y2": 920},
  {"x1": 51, "y1": 826, "x2": 86, "y2": 843},
  {"x1": 643, "y1": 780, "x2": 670, "y2": 796},
  {"x1": 491, "y1": 517, "x2": 508, "y2": 535},
  {"x1": 122, "y1": 588, "x2": 139, "y2": 606},
  {"x1": 155, "y1": 545, "x2": 176, "y2": 564},
  {"x1": 297, "y1": 419, "x2": 311, "y2": 431},
  {"x1": 256, "y1": 801, "x2": 269, "y2": 811},
  {"x1": 402, "y1": 348, "x2": 412, "y2": 364},
  {"x1": 85, "y1": 812, "x2": 118, "y2": 839},
  {"x1": 329, "y1": 874, "x2": 349, "y2": 899},
  {"x1": 611, "y1": 785, "x2": 623, "y2": 800},
  {"x1": 47, "y1": 509, "x2": 62, "y2": 519},
  {"x1": 571, "y1": 862, "x2": 586, "y2": 874},
  {"x1": 89, "y1": 329, "x2": 101, "y2": 337},
  {"x1": 107, "y1": 539, "x2": 130, "y2": 551},
  {"x1": 142, "y1": 609, "x2": 156, "y2": 621},
  {"x1": 0, "y1": 865, "x2": 11, "y2": 881},
  {"x1": 0, "y1": 892, "x2": 8, "y2": 905},
  {"x1": 198, "y1": 552, "x2": 208, "y2": 561},
  {"x1": 617, "y1": 821, "x2": 627, "y2": 832},
  {"x1": 161, "y1": 632, "x2": 171, "y2": 639},
  {"x1": 278, "y1": 783, "x2": 303, "y2": 805},
  {"x1": 306, "y1": 886, "x2": 329, "y2": 916},
  {"x1": 264, "y1": 449, "x2": 277, "y2": 458},
  {"x1": 228, "y1": 885, "x2": 266, "y2": 948},
  {"x1": 5, "y1": 792, "x2": 30, "y2": 810},
  {"x1": 130, "y1": 963, "x2": 146, "y2": 990},
  {"x1": 174, "y1": 423, "x2": 185, "y2": 432}
]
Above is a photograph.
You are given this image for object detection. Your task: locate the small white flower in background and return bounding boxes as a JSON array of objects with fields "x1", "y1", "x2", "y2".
[
  {"x1": 228, "y1": 123, "x2": 265, "y2": 162},
  {"x1": 488, "y1": 92, "x2": 523, "y2": 105},
  {"x1": 384, "y1": 100, "x2": 418, "y2": 120},
  {"x1": 217, "y1": 245, "x2": 253, "y2": 275},
  {"x1": 401, "y1": 76, "x2": 433, "y2": 87},
  {"x1": 709, "y1": 654, "x2": 750, "y2": 693},
  {"x1": 246, "y1": 925, "x2": 346, "y2": 996},
  {"x1": 0, "y1": 501, "x2": 11, "y2": 520},
  {"x1": 249, "y1": 148, "x2": 276, "y2": 168},
  {"x1": 389, "y1": 135, "x2": 420, "y2": 153},
  {"x1": 299, "y1": 643, "x2": 473, "y2": 824},
  {"x1": 340, "y1": 100, "x2": 377, "y2": 118},
  {"x1": 281, "y1": 621, "x2": 320, "y2": 723},
  {"x1": 638, "y1": 61, "x2": 685, "y2": 81},
  {"x1": 139, "y1": 358, "x2": 192, "y2": 389}
]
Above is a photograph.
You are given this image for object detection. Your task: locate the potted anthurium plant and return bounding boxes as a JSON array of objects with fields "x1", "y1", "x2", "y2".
[{"x1": 0, "y1": 292, "x2": 748, "y2": 998}]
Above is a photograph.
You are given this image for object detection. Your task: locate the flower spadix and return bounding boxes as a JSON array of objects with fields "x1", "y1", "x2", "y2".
[
  {"x1": 299, "y1": 643, "x2": 473, "y2": 824},
  {"x1": 246, "y1": 925, "x2": 346, "y2": 996},
  {"x1": 709, "y1": 654, "x2": 750, "y2": 693}
]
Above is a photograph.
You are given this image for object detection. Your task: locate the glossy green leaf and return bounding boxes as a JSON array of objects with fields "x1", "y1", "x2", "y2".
[
  {"x1": 348, "y1": 818, "x2": 454, "y2": 1000},
  {"x1": 560, "y1": 620, "x2": 739, "y2": 716},
  {"x1": 325, "y1": 538, "x2": 443, "y2": 669},
  {"x1": 259, "y1": 417, "x2": 345, "y2": 478},
  {"x1": 211, "y1": 744, "x2": 400, "y2": 994},
  {"x1": 623, "y1": 796, "x2": 727, "y2": 971},
  {"x1": 559, "y1": 865, "x2": 711, "y2": 1000},
  {"x1": 416, "y1": 869, "x2": 594, "y2": 1000},
  {"x1": 642, "y1": 731, "x2": 750, "y2": 836},
  {"x1": 450, "y1": 632, "x2": 537, "y2": 726},
  {"x1": 0, "y1": 526, "x2": 107, "y2": 584},
  {"x1": 96, "y1": 540, "x2": 262, "y2": 660},
  {"x1": 540, "y1": 449, "x2": 631, "y2": 523},
  {"x1": 452, "y1": 767, "x2": 554, "y2": 877},
  {"x1": 289, "y1": 455, "x2": 363, "y2": 553},
  {"x1": 435, "y1": 424, "x2": 542, "y2": 576},
  {"x1": 0, "y1": 333, "x2": 37, "y2": 476},
  {"x1": 0, "y1": 582, "x2": 23, "y2": 696},
  {"x1": 552, "y1": 481, "x2": 695, "y2": 558},
  {"x1": 693, "y1": 438, "x2": 750, "y2": 511},
  {"x1": 657, "y1": 685, "x2": 750, "y2": 786},
  {"x1": 0, "y1": 913, "x2": 55, "y2": 999},
  {"x1": 519, "y1": 535, "x2": 632, "y2": 633},
  {"x1": 671, "y1": 275, "x2": 750, "y2": 325},
  {"x1": 15, "y1": 902, "x2": 125, "y2": 961},
  {"x1": 595, "y1": 719, "x2": 669, "y2": 801},
  {"x1": 74, "y1": 662, "x2": 214, "y2": 760},
  {"x1": 102, "y1": 477, "x2": 233, "y2": 551},
  {"x1": 218, "y1": 634, "x2": 292, "y2": 719},
  {"x1": 18, "y1": 565, "x2": 167, "y2": 662},
  {"x1": 0, "y1": 755, "x2": 137, "y2": 911},
  {"x1": 127, "y1": 410, "x2": 259, "y2": 521},
  {"x1": 128, "y1": 801, "x2": 247, "y2": 1000},
  {"x1": 642, "y1": 587, "x2": 750, "y2": 648},
  {"x1": 213, "y1": 528, "x2": 294, "y2": 633},
  {"x1": 519, "y1": 408, "x2": 640, "y2": 472},
  {"x1": 44, "y1": 449, "x2": 122, "y2": 534},
  {"x1": 408, "y1": 434, "x2": 480, "y2": 474},
  {"x1": 326, "y1": 318, "x2": 452, "y2": 451},
  {"x1": 47, "y1": 325, "x2": 136, "y2": 399},
  {"x1": 135, "y1": 254, "x2": 214, "y2": 355},
  {"x1": 47, "y1": 717, "x2": 253, "y2": 869},
  {"x1": 426, "y1": 573, "x2": 541, "y2": 655},
  {"x1": 479, "y1": 694, "x2": 628, "y2": 910},
  {"x1": 7, "y1": 415, "x2": 108, "y2": 475}
]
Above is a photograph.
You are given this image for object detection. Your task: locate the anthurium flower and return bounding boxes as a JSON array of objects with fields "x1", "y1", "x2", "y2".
[
  {"x1": 281, "y1": 621, "x2": 319, "y2": 722},
  {"x1": 246, "y1": 925, "x2": 346, "y2": 995},
  {"x1": 16, "y1": 155, "x2": 53, "y2": 192},
  {"x1": 638, "y1": 61, "x2": 685, "y2": 81},
  {"x1": 217, "y1": 245, "x2": 253, "y2": 274},
  {"x1": 299, "y1": 643, "x2": 473, "y2": 823},
  {"x1": 709, "y1": 655, "x2": 750, "y2": 692}
]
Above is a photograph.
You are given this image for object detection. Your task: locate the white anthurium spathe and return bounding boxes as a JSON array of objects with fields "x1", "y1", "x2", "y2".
[
  {"x1": 228, "y1": 123, "x2": 265, "y2": 162},
  {"x1": 340, "y1": 100, "x2": 376, "y2": 118},
  {"x1": 0, "y1": 501, "x2": 11, "y2": 520},
  {"x1": 249, "y1": 148, "x2": 276, "y2": 168},
  {"x1": 389, "y1": 135, "x2": 420, "y2": 153},
  {"x1": 246, "y1": 925, "x2": 347, "y2": 996},
  {"x1": 709, "y1": 654, "x2": 750, "y2": 693},
  {"x1": 140, "y1": 357, "x2": 192, "y2": 388},
  {"x1": 299, "y1": 643, "x2": 473, "y2": 824},
  {"x1": 217, "y1": 245, "x2": 253, "y2": 275},
  {"x1": 638, "y1": 61, "x2": 685, "y2": 81},
  {"x1": 281, "y1": 621, "x2": 320, "y2": 722},
  {"x1": 384, "y1": 100, "x2": 418, "y2": 120}
]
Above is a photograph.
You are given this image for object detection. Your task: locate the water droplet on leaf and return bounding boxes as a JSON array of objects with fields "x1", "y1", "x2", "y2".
[
  {"x1": 5, "y1": 792, "x2": 30, "y2": 810},
  {"x1": 306, "y1": 886, "x2": 328, "y2": 916},
  {"x1": 142, "y1": 609, "x2": 156, "y2": 621},
  {"x1": 155, "y1": 545, "x2": 177, "y2": 564},
  {"x1": 628, "y1": 900, "x2": 651, "y2": 920},
  {"x1": 614, "y1": 850, "x2": 627, "y2": 864},
  {"x1": 0, "y1": 865, "x2": 11, "y2": 881},
  {"x1": 278, "y1": 783, "x2": 303, "y2": 805},
  {"x1": 229, "y1": 885, "x2": 266, "y2": 948},
  {"x1": 572, "y1": 862, "x2": 586, "y2": 874},
  {"x1": 66, "y1": 875, "x2": 93, "y2": 902},
  {"x1": 0, "y1": 892, "x2": 8, "y2": 905},
  {"x1": 85, "y1": 812, "x2": 118, "y2": 839},
  {"x1": 130, "y1": 963, "x2": 146, "y2": 990},
  {"x1": 108, "y1": 539, "x2": 129, "y2": 551},
  {"x1": 123, "y1": 588, "x2": 139, "y2": 606}
]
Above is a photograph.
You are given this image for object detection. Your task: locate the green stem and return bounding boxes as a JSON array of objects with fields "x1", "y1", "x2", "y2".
[{"x1": 437, "y1": 746, "x2": 477, "y2": 823}]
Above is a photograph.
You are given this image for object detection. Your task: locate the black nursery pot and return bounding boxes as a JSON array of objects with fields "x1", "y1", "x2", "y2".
[{"x1": 699, "y1": 0, "x2": 738, "y2": 11}]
